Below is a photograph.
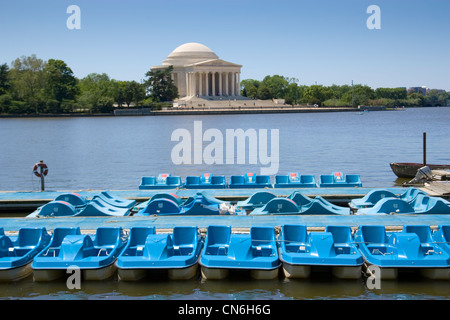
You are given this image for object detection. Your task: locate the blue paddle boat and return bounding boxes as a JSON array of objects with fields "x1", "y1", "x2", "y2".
[
  {"x1": 235, "y1": 191, "x2": 278, "y2": 210},
  {"x1": 139, "y1": 174, "x2": 182, "y2": 189},
  {"x1": 349, "y1": 189, "x2": 398, "y2": 211},
  {"x1": 54, "y1": 193, "x2": 88, "y2": 209},
  {"x1": 250, "y1": 196, "x2": 350, "y2": 215},
  {"x1": 319, "y1": 172, "x2": 362, "y2": 188},
  {"x1": 355, "y1": 198, "x2": 415, "y2": 215},
  {"x1": 274, "y1": 173, "x2": 317, "y2": 188},
  {"x1": 136, "y1": 192, "x2": 241, "y2": 216},
  {"x1": 132, "y1": 192, "x2": 183, "y2": 213},
  {"x1": 410, "y1": 194, "x2": 450, "y2": 214},
  {"x1": 199, "y1": 225, "x2": 280, "y2": 280},
  {"x1": 183, "y1": 173, "x2": 227, "y2": 189},
  {"x1": 354, "y1": 225, "x2": 450, "y2": 280},
  {"x1": 287, "y1": 191, "x2": 316, "y2": 206},
  {"x1": 32, "y1": 227, "x2": 127, "y2": 281},
  {"x1": 0, "y1": 227, "x2": 51, "y2": 282},
  {"x1": 278, "y1": 225, "x2": 363, "y2": 279},
  {"x1": 116, "y1": 226, "x2": 203, "y2": 281},
  {"x1": 229, "y1": 173, "x2": 272, "y2": 188},
  {"x1": 91, "y1": 191, "x2": 136, "y2": 208}
]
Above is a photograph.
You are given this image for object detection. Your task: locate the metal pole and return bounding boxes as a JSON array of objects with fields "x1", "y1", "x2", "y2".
[
  {"x1": 423, "y1": 132, "x2": 427, "y2": 166},
  {"x1": 40, "y1": 160, "x2": 45, "y2": 192}
]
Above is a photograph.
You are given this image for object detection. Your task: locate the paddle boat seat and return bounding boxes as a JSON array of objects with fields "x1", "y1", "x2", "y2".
[
  {"x1": 278, "y1": 225, "x2": 363, "y2": 279},
  {"x1": 139, "y1": 174, "x2": 182, "y2": 189},
  {"x1": 184, "y1": 173, "x2": 227, "y2": 189},
  {"x1": 229, "y1": 173, "x2": 271, "y2": 188},
  {"x1": 116, "y1": 226, "x2": 202, "y2": 280},
  {"x1": 319, "y1": 172, "x2": 362, "y2": 187},
  {"x1": 274, "y1": 173, "x2": 317, "y2": 188}
]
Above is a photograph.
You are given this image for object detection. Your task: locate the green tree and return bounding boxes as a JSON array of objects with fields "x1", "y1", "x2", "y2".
[
  {"x1": 44, "y1": 59, "x2": 78, "y2": 103},
  {"x1": 77, "y1": 73, "x2": 116, "y2": 113},
  {"x1": 241, "y1": 79, "x2": 260, "y2": 98},
  {"x1": 0, "y1": 63, "x2": 10, "y2": 95},
  {"x1": 9, "y1": 55, "x2": 47, "y2": 113},
  {"x1": 144, "y1": 66, "x2": 178, "y2": 102},
  {"x1": 304, "y1": 85, "x2": 333, "y2": 105}
]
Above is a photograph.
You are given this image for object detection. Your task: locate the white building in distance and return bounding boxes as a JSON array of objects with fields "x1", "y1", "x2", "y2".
[{"x1": 152, "y1": 43, "x2": 242, "y2": 100}]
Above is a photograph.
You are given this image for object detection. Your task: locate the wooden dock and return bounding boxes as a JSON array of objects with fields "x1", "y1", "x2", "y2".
[{"x1": 0, "y1": 186, "x2": 449, "y2": 232}]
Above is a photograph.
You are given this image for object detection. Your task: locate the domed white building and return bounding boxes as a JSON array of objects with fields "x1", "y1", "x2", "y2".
[{"x1": 152, "y1": 43, "x2": 242, "y2": 99}]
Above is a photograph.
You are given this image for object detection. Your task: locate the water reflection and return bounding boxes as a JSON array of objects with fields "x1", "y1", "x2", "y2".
[{"x1": 1, "y1": 270, "x2": 448, "y2": 300}]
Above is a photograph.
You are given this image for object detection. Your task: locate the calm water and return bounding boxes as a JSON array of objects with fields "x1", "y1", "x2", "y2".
[
  {"x1": 0, "y1": 107, "x2": 449, "y2": 191},
  {"x1": 0, "y1": 107, "x2": 449, "y2": 301}
]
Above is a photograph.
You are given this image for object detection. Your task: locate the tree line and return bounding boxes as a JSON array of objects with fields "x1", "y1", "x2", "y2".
[
  {"x1": 241, "y1": 75, "x2": 449, "y2": 107},
  {"x1": 1, "y1": 55, "x2": 448, "y2": 115},
  {"x1": 0, "y1": 55, "x2": 178, "y2": 115}
]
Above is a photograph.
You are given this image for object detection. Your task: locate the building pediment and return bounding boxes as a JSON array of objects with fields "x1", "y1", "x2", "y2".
[{"x1": 187, "y1": 59, "x2": 242, "y2": 68}]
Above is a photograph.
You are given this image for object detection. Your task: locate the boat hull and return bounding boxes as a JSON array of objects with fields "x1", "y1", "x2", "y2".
[
  {"x1": 0, "y1": 263, "x2": 33, "y2": 282},
  {"x1": 118, "y1": 264, "x2": 199, "y2": 281},
  {"x1": 282, "y1": 263, "x2": 362, "y2": 279},
  {"x1": 201, "y1": 266, "x2": 279, "y2": 280},
  {"x1": 390, "y1": 162, "x2": 450, "y2": 178},
  {"x1": 33, "y1": 264, "x2": 117, "y2": 282}
]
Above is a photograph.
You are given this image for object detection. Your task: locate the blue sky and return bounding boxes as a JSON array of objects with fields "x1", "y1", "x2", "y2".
[{"x1": 1, "y1": 0, "x2": 449, "y2": 90}]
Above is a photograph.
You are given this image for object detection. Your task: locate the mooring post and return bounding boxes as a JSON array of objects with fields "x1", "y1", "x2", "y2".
[
  {"x1": 423, "y1": 132, "x2": 427, "y2": 166},
  {"x1": 40, "y1": 160, "x2": 45, "y2": 192}
]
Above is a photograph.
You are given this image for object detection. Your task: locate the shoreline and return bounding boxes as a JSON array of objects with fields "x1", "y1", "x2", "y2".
[{"x1": 0, "y1": 105, "x2": 388, "y2": 118}]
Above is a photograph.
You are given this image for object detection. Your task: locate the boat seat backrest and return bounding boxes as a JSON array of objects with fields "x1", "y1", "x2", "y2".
[
  {"x1": 301, "y1": 175, "x2": 315, "y2": 184},
  {"x1": 172, "y1": 226, "x2": 197, "y2": 246},
  {"x1": 346, "y1": 175, "x2": 361, "y2": 183},
  {"x1": 325, "y1": 226, "x2": 352, "y2": 244},
  {"x1": 141, "y1": 177, "x2": 156, "y2": 185},
  {"x1": 230, "y1": 175, "x2": 244, "y2": 184},
  {"x1": 288, "y1": 192, "x2": 313, "y2": 206},
  {"x1": 320, "y1": 175, "x2": 334, "y2": 184},
  {"x1": 255, "y1": 175, "x2": 270, "y2": 184},
  {"x1": 0, "y1": 236, "x2": 15, "y2": 257},
  {"x1": 128, "y1": 227, "x2": 156, "y2": 247},
  {"x1": 55, "y1": 193, "x2": 87, "y2": 207},
  {"x1": 186, "y1": 176, "x2": 200, "y2": 185},
  {"x1": 251, "y1": 227, "x2": 275, "y2": 249},
  {"x1": 51, "y1": 228, "x2": 81, "y2": 247},
  {"x1": 275, "y1": 175, "x2": 289, "y2": 184},
  {"x1": 211, "y1": 175, "x2": 225, "y2": 185},
  {"x1": 403, "y1": 225, "x2": 433, "y2": 243},
  {"x1": 206, "y1": 225, "x2": 231, "y2": 247},
  {"x1": 94, "y1": 227, "x2": 121, "y2": 247},
  {"x1": 166, "y1": 176, "x2": 181, "y2": 185},
  {"x1": 16, "y1": 228, "x2": 46, "y2": 248},
  {"x1": 283, "y1": 225, "x2": 308, "y2": 243},
  {"x1": 441, "y1": 225, "x2": 450, "y2": 242},
  {"x1": 360, "y1": 226, "x2": 387, "y2": 244},
  {"x1": 157, "y1": 174, "x2": 170, "y2": 184}
]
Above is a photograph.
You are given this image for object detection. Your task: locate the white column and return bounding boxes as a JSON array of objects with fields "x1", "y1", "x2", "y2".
[
  {"x1": 225, "y1": 72, "x2": 229, "y2": 96},
  {"x1": 212, "y1": 72, "x2": 216, "y2": 96},
  {"x1": 205, "y1": 73, "x2": 209, "y2": 96},
  {"x1": 231, "y1": 72, "x2": 235, "y2": 96},
  {"x1": 236, "y1": 72, "x2": 240, "y2": 96},
  {"x1": 185, "y1": 72, "x2": 189, "y2": 97},
  {"x1": 218, "y1": 72, "x2": 222, "y2": 96},
  {"x1": 199, "y1": 73, "x2": 203, "y2": 96}
]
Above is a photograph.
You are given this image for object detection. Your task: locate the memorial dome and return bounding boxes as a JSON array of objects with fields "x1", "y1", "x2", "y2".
[{"x1": 163, "y1": 42, "x2": 219, "y2": 66}]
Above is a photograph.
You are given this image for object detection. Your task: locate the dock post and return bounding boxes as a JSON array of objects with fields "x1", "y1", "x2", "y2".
[{"x1": 423, "y1": 132, "x2": 426, "y2": 166}]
